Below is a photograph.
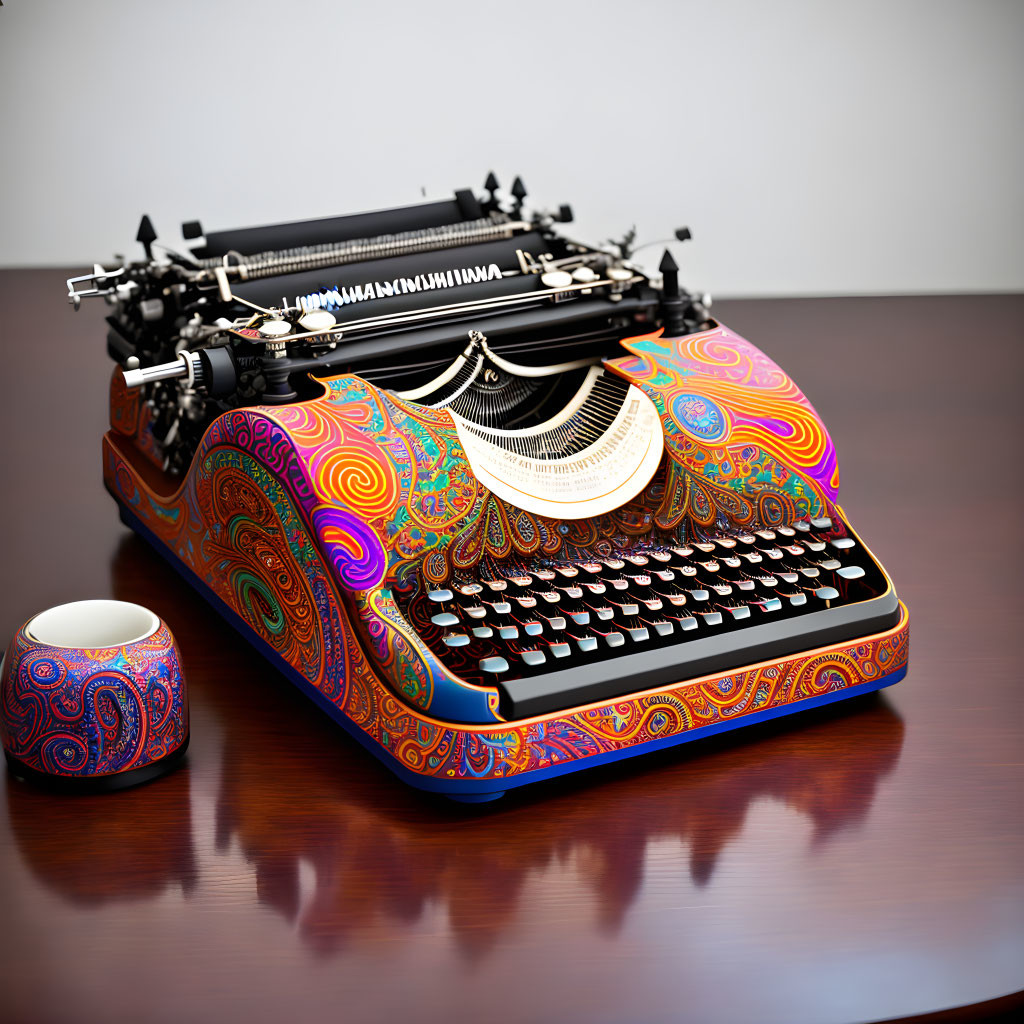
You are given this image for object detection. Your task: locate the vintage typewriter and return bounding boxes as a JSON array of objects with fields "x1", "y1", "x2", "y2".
[{"x1": 70, "y1": 174, "x2": 909, "y2": 800}]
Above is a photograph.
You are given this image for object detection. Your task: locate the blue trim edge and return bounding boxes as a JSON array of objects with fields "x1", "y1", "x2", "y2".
[{"x1": 117, "y1": 500, "x2": 906, "y2": 800}]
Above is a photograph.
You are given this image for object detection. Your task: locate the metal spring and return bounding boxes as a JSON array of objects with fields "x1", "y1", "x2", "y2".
[{"x1": 197, "y1": 217, "x2": 525, "y2": 281}]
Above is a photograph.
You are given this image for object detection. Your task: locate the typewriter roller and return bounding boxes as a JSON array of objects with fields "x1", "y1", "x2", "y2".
[{"x1": 75, "y1": 173, "x2": 908, "y2": 800}]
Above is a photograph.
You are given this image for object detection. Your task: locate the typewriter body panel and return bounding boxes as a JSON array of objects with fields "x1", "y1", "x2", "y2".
[{"x1": 84, "y1": 179, "x2": 909, "y2": 799}]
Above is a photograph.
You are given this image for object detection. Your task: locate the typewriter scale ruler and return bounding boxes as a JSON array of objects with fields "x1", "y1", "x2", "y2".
[{"x1": 450, "y1": 381, "x2": 665, "y2": 519}]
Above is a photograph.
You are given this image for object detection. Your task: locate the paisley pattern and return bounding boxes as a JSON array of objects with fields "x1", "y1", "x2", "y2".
[
  {"x1": 1, "y1": 620, "x2": 187, "y2": 778},
  {"x1": 102, "y1": 319, "x2": 907, "y2": 791}
]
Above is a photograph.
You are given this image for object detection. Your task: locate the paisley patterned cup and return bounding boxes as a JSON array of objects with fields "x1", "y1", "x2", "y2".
[{"x1": 1, "y1": 600, "x2": 189, "y2": 791}]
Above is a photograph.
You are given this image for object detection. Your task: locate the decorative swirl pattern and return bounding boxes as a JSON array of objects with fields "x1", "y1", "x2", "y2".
[{"x1": 1, "y1": 620, "x2": 187, "y2": 778}]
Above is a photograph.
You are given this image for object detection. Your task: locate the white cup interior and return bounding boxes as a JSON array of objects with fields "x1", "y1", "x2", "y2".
[{"x1": 26, "y1": 600, "x2": 160, "y2": 649}]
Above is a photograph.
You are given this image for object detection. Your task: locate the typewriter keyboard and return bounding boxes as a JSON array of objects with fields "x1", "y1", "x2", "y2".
[{"x1": 399, "y1": 516, "x2": 900, "y2": 719}]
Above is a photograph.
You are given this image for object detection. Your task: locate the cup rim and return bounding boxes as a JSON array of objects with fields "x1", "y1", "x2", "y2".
[{"x1": 24, "y1": 600, "x2": 161, "y2": 650}]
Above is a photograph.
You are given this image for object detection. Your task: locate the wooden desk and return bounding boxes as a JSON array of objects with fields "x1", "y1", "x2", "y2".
[{"x1": 1, "y1": 272, "x2": 1021, "y2": 1023}]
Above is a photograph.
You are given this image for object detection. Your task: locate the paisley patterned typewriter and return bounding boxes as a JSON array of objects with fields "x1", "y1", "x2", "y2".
[{"x1": 71, "y1": 175, "x2": 909, "y2": 801}]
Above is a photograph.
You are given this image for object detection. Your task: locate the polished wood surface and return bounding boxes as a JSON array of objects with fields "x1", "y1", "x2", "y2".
[{"x1": 1, "y1": 272, "x2": 1022, "y2": 1024}]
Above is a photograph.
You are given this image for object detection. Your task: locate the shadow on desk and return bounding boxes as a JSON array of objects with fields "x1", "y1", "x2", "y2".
[{"x1": 5, "y1": 532, "x2": 907, "y2": 960}]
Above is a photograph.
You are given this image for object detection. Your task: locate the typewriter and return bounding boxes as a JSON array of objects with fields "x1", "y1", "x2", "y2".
[{"x1": 70, "y1": 174, "x2": 909, "y2": 801}]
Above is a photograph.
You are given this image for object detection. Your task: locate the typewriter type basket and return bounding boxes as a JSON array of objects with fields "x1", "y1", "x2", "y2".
[{"x1": 104, "y1": 322, "x2": 908, "y2": 800}]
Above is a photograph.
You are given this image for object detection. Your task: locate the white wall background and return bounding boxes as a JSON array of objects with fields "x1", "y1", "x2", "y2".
[{"x1": 1, "y1": 0, "x2": 1021, "y2": 296}]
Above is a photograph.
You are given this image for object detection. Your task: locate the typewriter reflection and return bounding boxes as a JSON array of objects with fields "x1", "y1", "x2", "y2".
[
  {"x1": 213, "y1": 693, "x2": 903, "y2": 958},
  {"x1": 6, "y1": 768, "x2": 196, "y2": 907}
]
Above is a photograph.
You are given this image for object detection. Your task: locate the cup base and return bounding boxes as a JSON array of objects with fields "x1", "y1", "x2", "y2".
[{"x1": 4, "y1": 734, "x2": 190, "y2": 793}]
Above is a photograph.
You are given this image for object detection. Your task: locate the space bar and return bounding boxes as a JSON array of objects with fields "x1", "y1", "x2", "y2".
[{"x1": 497, "y1": 591, "x2": 901, "y2": 719}]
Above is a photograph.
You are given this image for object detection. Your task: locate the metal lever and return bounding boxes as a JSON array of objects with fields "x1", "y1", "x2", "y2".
[{"x1": 66, "y1": 265, "x2": 126, "y2": 310}]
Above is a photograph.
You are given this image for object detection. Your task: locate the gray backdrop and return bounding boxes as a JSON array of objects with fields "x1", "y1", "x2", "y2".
[{"x1": 1, "y1": 0, "x2": 1021, "y2": 296}]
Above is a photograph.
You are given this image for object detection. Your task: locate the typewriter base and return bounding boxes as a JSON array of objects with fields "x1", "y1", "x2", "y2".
[{"x1": 117, "y1": 501, "x2": 908, "y2": 803}]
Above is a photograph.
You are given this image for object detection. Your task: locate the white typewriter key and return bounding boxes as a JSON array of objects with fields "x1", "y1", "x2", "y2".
[
  {"x1": 830, "y1": 537, "x2": 856, "y2": 549},
  {"x1": 573, "y1": 635, "x2": 599, "y2": 653},
  {"x1": 799, "y1": 567, "x2": 820, "y2": 578},
  {"x1": 761, "y1": 597, "x2": 784, "y2": 612},
  {"x1": 736, "y1": 534, "x2": 757, "y2": 545},
  {"x1": 428, "y1": 589, "x2": 454, "y2": 602},
  {"x1": 541, "y1": 270, "x2": 573, "y2": 289},
  {"x1": 602, "y1": 558, "x2": 625, "y2": 570},
  {"x1": 735, "y1": 579, "x2": 756, "y2": 591},
  {"x1": 629, "y1": 574, "x2": 652, "y2": 586},
  {"x1": 688, "y1": 588, "x2": 710, "y2": 602},
  {"x1": 298, "y1": 309, "x2": 337, "y2": 332},
  {"x1": 625, "y1": 554, "x2": 649, "y2": 566},
  {"x1": 615, "y1": 602, "x2": 639, "y2": 616},
  {"x1": 582, "y1": 582, "x2": 607, "y2": 595},
  {"x1": 640, "y1": 597, "x2": 663, "y2": 611},
  {"x1": 569, "y1": 611, "x2": 591, "y2": 625},
  {"x1": 811, "y1": 517, "x2": 833, "y2": 529},
  {"x1": 507, "y1": 575, "x2": 532, "y2": 587},
  {"x1": 764, "y1": 548, "x2": 784, "y2": 560},
  {"x1": 758, "y1": 575, "x2": 779, "y2": 587},
  {"x1": 542, "y1": 615, "x2": 567, "y2": 630},
  {"x1": 784, "y1": 592, "x2": 808, "y2": 606},
  {"x1": 498, "y1": 625, "x2": 519, "y2": 640},
  {"x1": 701, "y1": 560, "x2": 720, "y2": 572},
  {"x1": 550, "y1": 642, "x2": 571, "y2": 658},
  {"x1": 713, "y1": 537, "x2": 737, "y2": 549},
  {"x1": 479, "y1": 657, "x2": 509, "y2": 674},
  {"x1": 678, "y1": 565, "x2": 698, "y2": 577},
  {"x1": 804, "y1": 540, "x2": 827, "y2": 552},
  {"x1": 471, "y1": 626, "x2": 494, "y2": 639},
  {"x1": 626, "y1": 627, "x2": 650, "y2": 642},
  {"x1": 554, "y1": 565, "x2": 579, "y2": 578},
  {"x1": 776, "y1": 526, "x2": 796, "y2": 537},
  {"x1": 709, "y1": 583, "x2": 732, "y2": 596},
  {"x1": 793, "y1": 520, "x2": 811, "y2": 532},
  {"x1": 651, "y1": 620, "x2": 675, "y2": 637},
  {"x1": 521, "y1": 649, "x2": 547, "y2": 667},
  {"x1": 668, "y1": 613, "x2": 698, "y2": 631},
  {"x1": 663, "y1": 591, "x2": 687, "y2": 606},
  {"x1": 571, "y1": 266, "x2": 599, "y2": 283},
  {"x1": 513, "y1": 595, "x2": 538, "y2": 608},
  {"x1": 431, "y1": 612, "x2": 459, "y2": 627},
  {"x1": 837, "y1": 565, "x2": 866, "y2": 579},
  {"x1": 755, "y1": 530, "x2": 776, "y2": 541},
  {"x1": 815, "y1": 586, "x2": 840, "y2": 601},
  {"x1": 776, "y1": 572, "x2": 799, "y2": 584},
  {"x1": 465, "y1": 605, "x2": 487, "y2": 619},
  {"x1": 490, "y1": 601, "x2": 511, "y2": 615},
  {"x1": 458, "y1": 582, "x2": 483, "y2": 595},
  {"x1": 534, "y1": 569, "x2": 556, "y2": 581},
  {"x1": 781, "y1": 544, "x2": 805, "y2": 556},
  {"x1": 741, "y1": 552, "x2": 763, "y2": 564},
  {"x1": 818, "y1": 558, "x2": 842, "y2": 570},
  {"x1": 723, "y1": 605, "x2": 751, "y2": 620},
  {"x1": 722, "y1": 556, "x2": 742, "y2": 568},
  {"x1": 652, "y1": 569, "x2": 675, "y2": 582},
  {"x1": 670, "y1": 546, "x2": 694, "y2": 558},
  {"x1": 537, "y1": 591, "x2": 560, "y2": 603},
  {"x1": 649, "y1": 550, "x2": 672, "y2": 562},
  {"x1": 483, "y1": 579, "x2": 508, "y2": 591},
  {"x1": 693, "y1": 543, "x2": 716, "y2": 554},
  {"x1": 560, "y1": 586, "x2": 583, "y2": 599},
  {"x1": 592, "y1": 606, "x2": 614, "y2": 621},
  {"x1": 443, "y1": 633, "x2": 471, "y2": 647},
  {"x1": 603, "y1": 631, "x2": 626, "y2": 648},
  {"x1": 577, "y1": 561, "x2": 604, "y2": 574},
  {"x1": 700, "y1": 611, "x2": 724, "y2": 626},
  {"x1": 523, "y1": 621, "x2": 543, "y2": 636},
  {"x1": 608, "y1": 578, "x2": 630, "y2": 590},
  {"x1": 258, "y1": 319, "x2": 292, "y2": 338}
]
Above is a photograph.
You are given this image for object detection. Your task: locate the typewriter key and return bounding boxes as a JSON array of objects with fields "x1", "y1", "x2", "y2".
[{"x1": 837, "y1": 565, "x2": 866, "y2": 579}]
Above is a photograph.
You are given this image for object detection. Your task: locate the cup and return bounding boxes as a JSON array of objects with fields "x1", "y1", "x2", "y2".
[{"x1": 1, "y1": 600, "x2": 189, "y2": 791}]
